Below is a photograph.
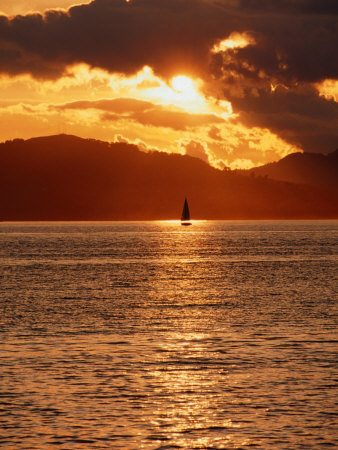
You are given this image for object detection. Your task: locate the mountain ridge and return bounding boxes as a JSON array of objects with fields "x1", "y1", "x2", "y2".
[
  {"x1": 240, "y1": 149, "x2": 338, "y2": 193},
  {"x1": 1, "y1": 134, "x2": 337, "y2": 220}
]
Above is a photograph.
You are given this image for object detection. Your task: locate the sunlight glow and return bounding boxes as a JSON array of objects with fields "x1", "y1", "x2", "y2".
[
  {"x1": 108, "y1": 66, "x2": 233, "y2": 116},
  {"x1": 136, "y1": 71, "x2": 208, "y2": 113},
  {"x1": 172, "y1": 75, "x2": 194, "y2": 93},
  {"x1": 0, "y1": 64, "x2": 299, "y2": 170},
  {"x1": 316, "y1": 79, "x2": 338, "y2": 102},
  {"x1": 212, "y1": 32, "x2": 255, "y2": 53},
  {"x1": 161, "y1": 220, "x2": 204, "y2": 225},
  {"x1": 0, "y1": 1, "x2": 92, "y2": 16}
]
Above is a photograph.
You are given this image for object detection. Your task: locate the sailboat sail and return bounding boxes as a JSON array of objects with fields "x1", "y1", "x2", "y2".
[{"x1": 181, "y1": 198, "x2": 191, "y2": 225}]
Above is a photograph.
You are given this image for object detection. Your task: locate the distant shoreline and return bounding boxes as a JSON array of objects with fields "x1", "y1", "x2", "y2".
[
  {"x1": 1, "y1": 135, "x2": 337, "y2": 220},
  {"x1": 1, "y1": 218, "x2": 338, "y2": 223}
]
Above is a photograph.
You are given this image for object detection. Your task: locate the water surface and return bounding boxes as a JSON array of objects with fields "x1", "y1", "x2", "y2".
[{"x1": 1, "y1": 221, "x2": 337, "y2": 449}]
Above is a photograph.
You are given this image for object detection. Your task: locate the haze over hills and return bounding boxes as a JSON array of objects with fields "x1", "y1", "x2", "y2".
[
  {"x1": 240, "y1": 150, "x2": 338, "y2": 193},
  {"x1": 0, "y1": 134, "x2": 337, "y2": 220}
]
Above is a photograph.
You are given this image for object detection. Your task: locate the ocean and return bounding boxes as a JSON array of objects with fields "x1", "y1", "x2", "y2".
[{"x1": 0, "y1": 221, "x2": 337, "y2": 449}]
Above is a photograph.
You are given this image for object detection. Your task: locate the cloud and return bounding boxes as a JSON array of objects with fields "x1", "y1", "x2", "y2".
[
  {"x1": 0, "y1": 0, "x2": 336, "y2": 83},
  {"x1": 0, "y1": 0, "x2": 226, "y2": 79},
  {"x1": 0, "y1": 1, "x2": 92, "y2": 16},
  {"x1": 231, "y1": 85, "x2": 338, "y2": 153},
  {"x1": 317, "y1": 79, "x2": 338, "y2": 102},
  {"x1": 0, "y1": 0, "x2": 336, "y2": 155},
  {"x1": 55, "y1": 98, "x2": 154, "y2": 113},
  {"x1": 56, "y1": 97, "x2": 225, "y2": 130},
  {"x1": 0, "y1": 97, "x2": 301, "y2": 170},
  {"x1": 208, "y1": 126, "x2": 223, "y2": 141},
  {"x1": 179, "y1": 139, "x2": 211, "y2": 164}
]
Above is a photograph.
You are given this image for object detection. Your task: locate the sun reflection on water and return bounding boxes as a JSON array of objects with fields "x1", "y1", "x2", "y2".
[
  {"x1": 1, "y1": 221, "x2": 337, "y2": 448},
  {"x1": 138, "y1": 330, "x2": 247, "y2": 448}
]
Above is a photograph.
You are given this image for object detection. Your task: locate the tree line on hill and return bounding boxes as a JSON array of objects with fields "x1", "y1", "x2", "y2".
[{"x1": 0, "y1": 134, "x2": 337, "y2": 220}]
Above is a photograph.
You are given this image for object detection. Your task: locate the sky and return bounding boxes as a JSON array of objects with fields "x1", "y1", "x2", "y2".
[{"x1": 0, "y1": 0, "x2": 337, "y2": 169}]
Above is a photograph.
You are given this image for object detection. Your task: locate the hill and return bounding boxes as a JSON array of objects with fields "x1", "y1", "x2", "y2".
[
  {"x1": 242, "y1": 150, "x2": 338, "y2": 193},
  {"x1": 0, "y1": 135, "x2": 337, "y2": 220}
]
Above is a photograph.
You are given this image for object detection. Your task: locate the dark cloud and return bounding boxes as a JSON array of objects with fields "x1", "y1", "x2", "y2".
[
  {"x1": 55, "y1": 98, "x2": 154, "y2": 113},
  {"x1": 0, "y1": 0, "x2": 336, "y2": 82},
  {"x1": 220, "y1": 83, "x2": 338, "y2": 153},
  {"x1": 211, "y1": 17, "x2": 338, "y2": 86},
  {"x1": 56, "y1": 97, "x2": 225, "y2": 130},
  {"x1": 0, "y1": 0, "x2": 337, "y2": 152},
  {"x1": 182, "y1": 140, "x2": 210, "y2": 163},
  {"x1": 0, "y1": 0, "x2": 232, "y2": 79},
  {"x1": 239, "y1": 0, "x2": 338, "y2": 15},
  {"x1": 208, "y1": 126, "x2": 223, "y2": 141},
  {"x1": 128, "y1": 108, "x2": 224, "y2": 131}
]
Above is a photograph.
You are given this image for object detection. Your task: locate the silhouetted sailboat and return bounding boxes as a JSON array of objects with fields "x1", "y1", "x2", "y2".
[{"x1": 181, "y1": 198, "x2": 192, "y2": 226}]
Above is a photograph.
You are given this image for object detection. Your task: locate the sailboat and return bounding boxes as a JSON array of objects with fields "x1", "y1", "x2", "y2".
[{"x1": 181, "y1": 198, "x2": 192, "y2": 226}]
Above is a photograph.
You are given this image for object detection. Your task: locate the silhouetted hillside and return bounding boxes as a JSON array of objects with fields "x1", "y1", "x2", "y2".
[
  {"x1": 241, "y1": 150, "x2": 338, "y2": 193},
  {"x1": 0, "y1": 135, "x2": 337, "y2": 220}
]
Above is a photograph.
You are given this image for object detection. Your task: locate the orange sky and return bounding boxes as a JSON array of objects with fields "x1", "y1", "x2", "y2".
[{"x1": 0, "y1": 0, "x2": 337, "y2": 169}]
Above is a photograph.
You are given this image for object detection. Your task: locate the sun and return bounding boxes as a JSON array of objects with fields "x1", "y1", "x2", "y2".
[
  {"x1": 172, "y1": 75, "x2": 195, "y2": 93},
  {"x1": 108, "y1": 67, "x2": 233, "y2": 115}
]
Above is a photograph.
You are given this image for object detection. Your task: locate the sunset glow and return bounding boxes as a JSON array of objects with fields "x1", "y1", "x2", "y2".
[
  {"x1": 212, "y1": 32, "x2": 255, "y2": 53},
  {"x1": 316, "y1": 79, "x2": 338, "y2": 102},
  {"x1": 0, "y1": 61, "x2": 302, "y2": 169},
  {"x1": 0, "y1": 0, "x2": 336, "y2": 169},
  {"x1": 172, "y1": 75, "x2": 194, "y2": 93},
  {"x1": 1, "y1": 4, "x2": 337, "y2": 449},
  {"x1": 0, "y1": 0, "x2": 92, "y2": 15}
]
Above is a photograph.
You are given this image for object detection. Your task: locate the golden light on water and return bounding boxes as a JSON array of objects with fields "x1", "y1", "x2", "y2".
[
  {"x1": 145, "y1": 331, "x2": 244, "y2": 448},
  {"x1": 2, "y1": 221, "x2": 337, "y2": 448},
  {"x1": 161, "y1": 220, "x2": 205, "y2": 225}
]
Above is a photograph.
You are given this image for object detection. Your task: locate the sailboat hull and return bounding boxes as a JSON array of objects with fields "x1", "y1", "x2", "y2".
[{"x1": 181, "y1": 221, "x2": 192, "y2": 226}]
